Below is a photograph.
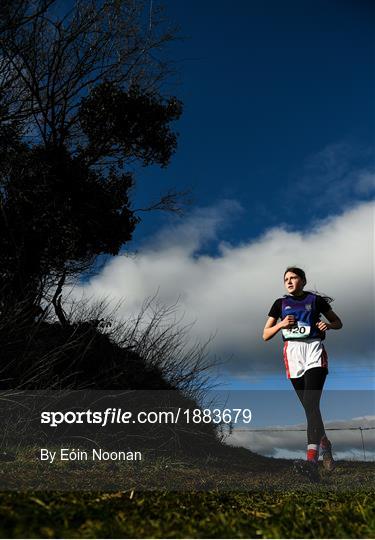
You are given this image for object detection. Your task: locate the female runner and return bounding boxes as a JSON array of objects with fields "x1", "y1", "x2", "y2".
[{"x1": 263, "y1": 267, "x2": 342, "y2": 479}]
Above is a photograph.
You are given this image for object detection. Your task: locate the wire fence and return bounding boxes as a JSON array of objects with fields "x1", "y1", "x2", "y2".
[{"x1": 230, "y1": 426, "x2": 375, "y2": 460}]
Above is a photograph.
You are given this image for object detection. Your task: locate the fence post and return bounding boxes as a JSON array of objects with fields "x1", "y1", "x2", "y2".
[{"x1": 359, "y1": 427, "x2": 366, "y2": 461}]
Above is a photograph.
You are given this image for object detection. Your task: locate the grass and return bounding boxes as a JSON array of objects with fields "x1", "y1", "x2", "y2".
[
  {"x1": 0, "y1": 487, "x2": 373, "y2": 538},
  {"x1": 0, "y1": 455, "x2": 373, "y2": 538}
]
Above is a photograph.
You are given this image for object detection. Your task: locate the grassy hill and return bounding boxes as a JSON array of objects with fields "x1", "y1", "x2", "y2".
[
  {"x1": 0, "y1": 315, "x2": 373, "y2": 538},
  {"x1": 0, "y1": 456, "x2": 373, "y2": 538}
]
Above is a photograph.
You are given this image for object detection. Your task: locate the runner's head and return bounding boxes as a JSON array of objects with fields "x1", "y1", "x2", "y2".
[{"x1": 284, "y1": 267, "x2": 306, "y2": 295}]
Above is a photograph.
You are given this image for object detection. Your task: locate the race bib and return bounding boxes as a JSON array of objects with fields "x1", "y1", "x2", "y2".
[{"x1": 282, "y1": 322, "x2": 311, "y2": 339}]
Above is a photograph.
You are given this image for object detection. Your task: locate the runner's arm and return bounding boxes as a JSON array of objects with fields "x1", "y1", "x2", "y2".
[
  {"x1": 263, "y1": 315, "x2": 295, "y2": 341},
  {"x1": 316, "y1": 309, "x2": 343, "y2": 331}
]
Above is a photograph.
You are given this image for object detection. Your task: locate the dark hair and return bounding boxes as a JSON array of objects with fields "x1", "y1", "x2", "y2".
[
  {"x1": 283, "y1": 266, "x2": 333, "y2": 303},
  {"x1": 284, "y1": 266, "x2": 306, "y2": 284}
]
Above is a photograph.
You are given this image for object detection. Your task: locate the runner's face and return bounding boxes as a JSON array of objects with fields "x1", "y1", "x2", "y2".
[{"x1": 284, "y1": 272, "x2": 305, "y2": 295}]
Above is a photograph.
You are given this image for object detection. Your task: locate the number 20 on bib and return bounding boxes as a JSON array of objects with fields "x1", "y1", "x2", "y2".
[{"x1": 282, "y1": 322, "x2": 311, "y2": 339}]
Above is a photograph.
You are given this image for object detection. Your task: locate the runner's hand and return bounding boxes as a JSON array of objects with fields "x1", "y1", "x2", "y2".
[
  {"x1": 316, "y1": 320, "x2": 330, "y2": 331},
  {"x1": 280, "y1": 315, "x2": 296, "y2": 328}
]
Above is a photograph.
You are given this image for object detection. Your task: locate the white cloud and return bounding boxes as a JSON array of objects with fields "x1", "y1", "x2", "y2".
[
  {"x1": 225, "y1": 416, "x2": 375, "y2": 460},
  {"x1": 68, "y1": 199, "x2": 374, "y2": 380}
]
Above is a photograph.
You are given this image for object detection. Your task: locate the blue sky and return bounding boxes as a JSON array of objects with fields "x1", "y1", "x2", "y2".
[
  {"x1": 125, "y1": 0, "x2": 375, "y2": 383},
  {"x1": 74, "y1": 1, "x2": 374, "y2": 455},
  {"x1": 132, "y1": 0, "x2": 374, "y2": 243}
]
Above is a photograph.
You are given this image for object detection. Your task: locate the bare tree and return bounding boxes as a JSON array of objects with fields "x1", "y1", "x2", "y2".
[
  {"x1": 0, "y1": 0, "x2": 179, "y2": 148},
  {"x1": 0, "y1": 0, "x2": 187, "y2": 317}
]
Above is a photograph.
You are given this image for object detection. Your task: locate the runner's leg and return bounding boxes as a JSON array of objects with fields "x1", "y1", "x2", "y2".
[
  {"x1": 290, "y1": 374, "x2": 305, "y2": 408},
  {"x1": 302, "y1": 367, "x2": 327, "y2": 445},
  {"x1": 291, "y1": 367, "x2": 327, "y2": 463}
]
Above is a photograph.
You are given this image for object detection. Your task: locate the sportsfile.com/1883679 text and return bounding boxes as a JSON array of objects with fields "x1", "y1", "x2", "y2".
[{"x1": 40, "y1": 408, "x2": 252, "y2": 427}]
